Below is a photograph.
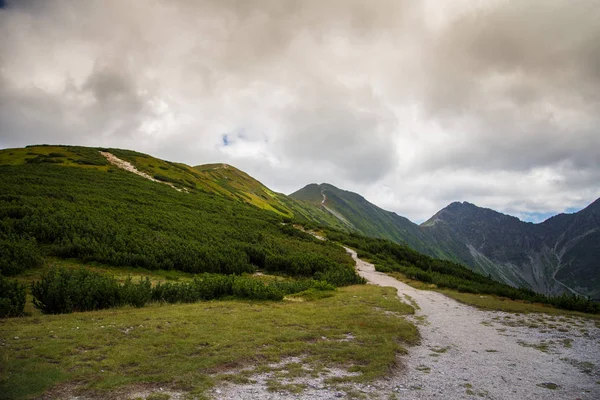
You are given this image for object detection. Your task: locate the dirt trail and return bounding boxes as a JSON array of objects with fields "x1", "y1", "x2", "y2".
[
  {"x1": 346, "y1": 247, "x2": 600, "y2": 399},
  {"x1": 99, "y1": 151, "x2": 184, "y2": 192}
]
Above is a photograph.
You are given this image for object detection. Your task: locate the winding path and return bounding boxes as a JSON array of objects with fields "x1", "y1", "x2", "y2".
[
  {"x1": 346, "y1": 247, "x2": 600, "y2": 399},
  {"x1": 214, "y1": 243, "x2": 599, "y2": 399}
]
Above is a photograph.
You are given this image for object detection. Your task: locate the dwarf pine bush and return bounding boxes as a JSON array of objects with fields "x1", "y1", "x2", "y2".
[
  {"x1": 0, "y1": 275, "x2": 26, "y2": 318},
  {"x1": 30, "y1": 268, "x2": 337, "y2": 315}
]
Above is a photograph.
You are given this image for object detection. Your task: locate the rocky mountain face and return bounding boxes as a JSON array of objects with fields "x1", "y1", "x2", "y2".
[
  {"x1": 292, "y1": 183, "x2": 600, "y2": 298},
  {"x1": 422, "y1": 200, "x2": 600, "y2": 298}
]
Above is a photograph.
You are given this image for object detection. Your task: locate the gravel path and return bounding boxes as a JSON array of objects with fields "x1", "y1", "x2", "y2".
[
  {"x1": 349, "y1": 247, "x2": 600, "y2": 400},
  {"x1": 214, "y1": 248, "x2": 600, "y2": 400}
]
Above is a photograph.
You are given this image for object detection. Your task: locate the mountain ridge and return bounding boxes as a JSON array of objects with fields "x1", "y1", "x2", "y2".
[
  {"x1": 1, "y1": 145, "x2": 598, "y2": 298},
  {"x1": 291, "y1": 182, "x2": 600, "y2": 298}
]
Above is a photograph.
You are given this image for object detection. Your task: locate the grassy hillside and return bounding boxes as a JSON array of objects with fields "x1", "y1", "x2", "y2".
[
  {"x1": 291, "y1": 183, "x2": 441, "y2": 256},
  {"x1": 0, "y1": 282, "x2": 417, "y2": 400},
  {"x1": 0, "y1": 146, "x2": 368, "y2": 288},
  {"x1": 0, "y1": 145, "x2": 419, "y2": 398}
]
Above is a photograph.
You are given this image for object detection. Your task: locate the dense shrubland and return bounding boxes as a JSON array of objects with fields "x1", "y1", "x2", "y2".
[
  {"x1": 325, "y1": 230, "x2": 600, "y2": 314},
  {"x1": 30, "y1": 267, "x2": 335, "y2": 314},
  {"x1": 0, "y1": 161, "x2": 362, "y2": 317},
  {"x1": 0, "y1": 164, "x2": 358, "y2": 278},
  {"x1": 0, "y1": 275, "x2": 26, "y2": 318}
]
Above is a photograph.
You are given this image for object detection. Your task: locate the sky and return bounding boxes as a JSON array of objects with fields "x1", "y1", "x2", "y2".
[{"x1": 1, "y1": 0, "x2": 599, "y2": 223}]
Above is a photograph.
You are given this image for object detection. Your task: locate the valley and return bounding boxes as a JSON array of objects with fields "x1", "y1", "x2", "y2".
[{"x1": 1, "y1": 145, "x2": 599, "y2": 399}]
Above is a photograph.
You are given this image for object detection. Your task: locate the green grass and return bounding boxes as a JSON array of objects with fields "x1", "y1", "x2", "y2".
[
  {"x1": 0, "y1": 285, "x2": 417, "y2": 400},
  {"x1": 15, "y1": 257, "x2": 196, "y2": 284},
  {"x1": 389, "y1": 272, "x2": 600, "y2": 319},
  {"x1": 0, "y1": 145, "x2": 353, "y2": 229},
  {"x1": 430, "y1": 346, "x2": 450, "y2": 354},
  {"x1": 0, "y1": 146, "x2": 110, "y2": 170},
  {"x1": 516, "y1": 340, "x2": 550, "y2": 353},
  {"x1": 438, "y1": 290, "x2": 600, "y2": 319}
]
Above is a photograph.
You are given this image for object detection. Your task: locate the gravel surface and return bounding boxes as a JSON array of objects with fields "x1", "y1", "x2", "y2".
[{"x1": 214, "y1": 248, "x2": 600, "y2": 400}]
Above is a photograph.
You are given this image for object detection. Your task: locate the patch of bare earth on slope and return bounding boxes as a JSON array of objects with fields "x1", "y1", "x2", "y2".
[{"x1": 99, "y1": 151, "x2": 186, "y2": 192}]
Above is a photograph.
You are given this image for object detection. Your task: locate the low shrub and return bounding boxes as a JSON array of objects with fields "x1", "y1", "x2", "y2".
[
  {"x1": 121, "y1": 276, "x2": 152, "y2": 308},
  {"x1": 31, "y1": 267, "x2": 122, "y2": 314},
  {"x1": 31, "y1": 268, "x2": 336, "y2": 315},
  {"x1": 0, "y1": 234, "x2": 43, "y2": 276},
  {"x1": 314, "y1": 266, "x2": 366, "y2": 287},
  {"x1": 0, "y1": 275, "x2": 26, "y2": 318}
]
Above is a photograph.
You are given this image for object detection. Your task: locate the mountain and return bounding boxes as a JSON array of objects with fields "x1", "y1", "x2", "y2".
[
  {"x1": 2, "y1": 145, "x2": 597, "y2": 298},
  {"x1": 290, "y1": 183, "x2": 437, "y2": 255},
  {"x1": 0, "y1": 144, "x2": 363, "y2": 288},
  {"x1": 0, "y1": 145, "x2": 351, "y2": 232},
  {"x1": 422, "y1": 201, "x2": 600, "y2": 298},
  {"x1": 291, "y1": 183, "x2": 600, "y2": 298}
]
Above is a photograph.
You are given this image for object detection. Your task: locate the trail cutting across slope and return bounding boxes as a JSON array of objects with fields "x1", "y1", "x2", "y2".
[
  {"x1": 347, "y1": 247, "x2": 600, "y2": 400},
  {"x1": 320, "y1": 190, "x2": 354, "y2": 229},
  {"x1": 100, "y1": 151, "x2": 185, "y2": 192}
]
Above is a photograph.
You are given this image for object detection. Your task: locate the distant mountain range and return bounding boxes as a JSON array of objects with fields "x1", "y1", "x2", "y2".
[
  {"x1": 290, "y1": 183, "x2": 600, "y2": 298},
  {"x1": 1, "y1": 145, "x2": 598, "y2": 298}
]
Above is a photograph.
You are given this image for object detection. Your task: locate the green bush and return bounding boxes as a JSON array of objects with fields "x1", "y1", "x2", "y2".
[
  {"x1": 0, "y1": 234, "x2": 43, "y2": 275},
  {"x1": 314, "y1": 266, "x2": 366, "y2": 287},
  {"x1": 121, "y1": 276, "x2": 152, "y2": 307},
  {"x1": 29, "y1": 267, "x2": 340, "y2": 315},
  {"x1": 0, "y1": 276, "x2": 26, "y2": 318},
  {"x1": 31, "y1": 267, "x2": 122, "y2": 314},
  {"x1": 233, "y1": 278, "x2": 283, "y2": 301}
]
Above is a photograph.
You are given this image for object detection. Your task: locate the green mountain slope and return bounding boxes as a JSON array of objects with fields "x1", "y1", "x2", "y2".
[
  {"x1": 291, "y1": 183, "x2": 600, "y2": 298},
  {"x1": 291, "y1": 183, "x2": 443, "y2": 257},
  {"x1": 0, "y1": 145, "x2": 351, "y2": 232},
  {"x1": 3, "y1": 145, "x2": 597, "y2": 298},
  {"x1": 0, "y1": 145, "x2": 362, "y2": 287}
]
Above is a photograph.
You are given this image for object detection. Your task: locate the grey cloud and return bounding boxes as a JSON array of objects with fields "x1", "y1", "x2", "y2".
[
  {"x1": 407, "y1": 0, "x2": 600, "y2": 185},
  {"x1": 279, "y1": 92, "x2": 398, "y2": 182},
  {"x1": 422, "y1": 0, "x2": 600, "y2": 114}
]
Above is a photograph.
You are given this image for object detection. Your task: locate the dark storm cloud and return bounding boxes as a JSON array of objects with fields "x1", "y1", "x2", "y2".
[{"x1": 0, "y1": 0, "x2": 599, "y2": 221}]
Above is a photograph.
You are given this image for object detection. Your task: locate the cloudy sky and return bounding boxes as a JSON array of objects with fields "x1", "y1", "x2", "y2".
[{"x1": 1, "y1": 0, "x2": 599, "y2": 223}]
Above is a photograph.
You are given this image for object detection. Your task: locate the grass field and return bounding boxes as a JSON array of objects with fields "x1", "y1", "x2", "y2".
[
  {"x1": 0, "y1": 284, "x2": 417, "y2": 400},
  {"x1": 388, "y1": 272, "x2": 600, "y2": 319}
]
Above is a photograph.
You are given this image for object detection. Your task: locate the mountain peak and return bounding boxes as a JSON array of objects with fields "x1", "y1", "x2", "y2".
[{"x1": 585, "y1": 196, "x2": 600, "y2": 211}]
